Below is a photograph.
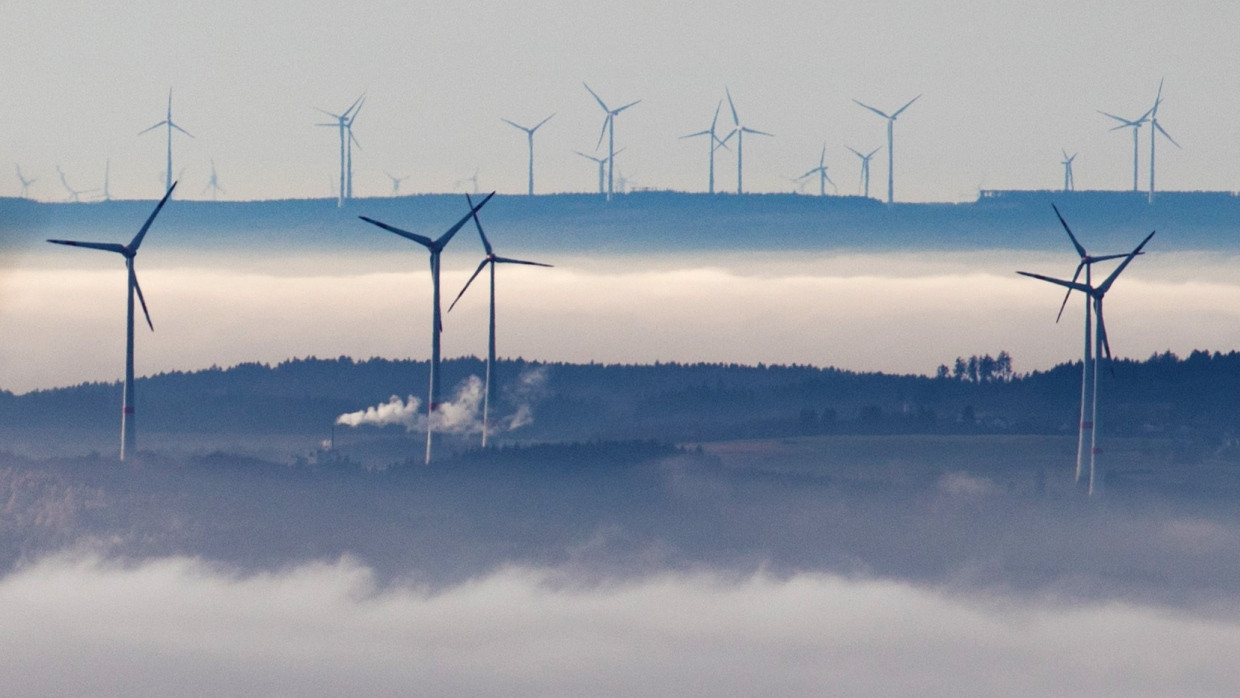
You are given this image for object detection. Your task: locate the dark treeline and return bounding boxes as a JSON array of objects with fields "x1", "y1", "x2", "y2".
[{"x1": 3, "y1": 350, "x2": 1240, "y2": 453}]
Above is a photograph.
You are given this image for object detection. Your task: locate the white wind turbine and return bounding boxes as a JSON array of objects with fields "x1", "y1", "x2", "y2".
[
  {"x1": 846, "y1": 146, "x2": 881, "y2": 198},
  {"x1": 680, "y1": 101, "x2": 734, "y2": 194},
  {"x1": 1099, "y1": 104, "x2": 1152, "y2": 192},
  {"x1": 385, "y1": 172, "x2": 410, "y2": 196},
  {"x1": 853, "y1": 95, "x2": 919, "y2": 204},
  {"x1": 503, "y1": 114, "x2": 554, "y2": 196},
  {"x1": 358, "y1": 192, "x2": 495, "y2": 464},
  {"x1": 15, "y1": 165, "x2": 36, "y2": 198},
  {"x1": 724, "y1": 88, "x2": 773, "y2": 194},
  {"x1": 798, "y1": 145, "x2": 836, "y2": 196},
  {"x1": 316, "y1": 94, "x2": 364, "y2": 207},
  {"x1": 1061, "y1": 150, "x2": 1077, "y2": 192},
  {"x1": 47, "y1": 182, "x2": 177, "y2": 460},
  {"x1": 139, "y1": 88, "x2": 193, "y2": 194},
  {"x1": 574, "y1": 149, "x2": 619, "y2": 195},
  {"x1": 1146, "y1": 79, "x2": 1180, "y2": 204},
  {"x1": 202, "y1": 159, "x2": 224, "y2": 199},
  {"x1": 583, "y1": 83, "x2": 640, "y2": 201},
  {"x1": 1018, "y1": 224, "x2": 1154, "y2": 496},
  {"x1": 449, "y1": 193, "x2": 552, "y2": 447}
]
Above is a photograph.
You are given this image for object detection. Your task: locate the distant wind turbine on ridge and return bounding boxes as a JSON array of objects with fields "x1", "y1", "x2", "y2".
[
  {"x1": 139, "y1": 88, "x2": 193, "y2": 194},
  {"x1": 203, "y1": 159, "x2": 224, "y2": 199},
  {"x1": 1061, "y1": 150, "x2": 1077, "y2": 192},
  {"x1": 503, "y1": 114, "x2": 554, "y2": 196},
  {"x1": 680, "y1": 100, "x2": 734, "y2": 194},
  {"x1": 316, "y1": 94, "x2": 364, "y2": 207},
  {"x1": 47, "y1": 182, "x2": 177, "y2": 461},
  {"x1": 798, "y1": 145, "x2": 835, "y2": 196},
  {"x1": 1146, "y1": 79, "x2": 1180, "y2": 204},
  {"x1": 846, "y1": 146, "x2": 881, "y2": 198},
  {"x1": 385, "y1": 172, "x2": 410, "y2": 196},
  {"x1": 723, "y1": 87, "x2": 773, "y2": 195},
  {"x1": 584, "y1": 83, "x2": 640, "y2": 201},
  {"x1": 448, "y1": 193, "x2": 552, "y2": 447},
  {"x1": 56, "y1": 165, "x2": 96, "y2": 203},
  {"x1": 15, "y1": 165, "x2": 36, "y2": 198},
  {"x1": 1018, "y1": 219, "x2": 1154, "y2": 496},
  {"x1": 853, "y1": 95, "x2": 920, "y2": 204},
  {"x1": 358, "y1": 192, "x2": 495, "y2": 464},
  {"x1": 574, "y1": 149, "x2": 620, "y2": 195},
  {"x1": 1098, "y1": 102, "x2": 1151, "y2": 193}
]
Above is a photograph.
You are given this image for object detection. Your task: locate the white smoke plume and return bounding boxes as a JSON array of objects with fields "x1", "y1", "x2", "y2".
[
  {"x1": 335, "y1": 395, "x2": 423, "y2": 429},
  {"x1": 496, "y1": 365, "x2": 549, "y2": 432},
  {"x1": 335, "y1": 376, "x2": 485, "y2": 435}
]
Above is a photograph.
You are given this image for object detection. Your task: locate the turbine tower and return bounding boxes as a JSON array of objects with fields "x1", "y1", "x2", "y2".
[
  {"x1": 502, "y1": 114, "x2": 554, "y2": 196},
  {"x1": 1146, "y1": 79, "x2": 1180, "y2": 204},
  {"x1": 583, "y1": 83, "x2": 640, "y2": 201},
  {"x1": 16, "y1": 165, "x2": 36, "y2": 198},
  {"x1": 846, "y1": 146, "x2": 881, "y2": 198},
  {"x1": 139, "y1": 89, "x2": 193, "y2": 194},
  {"x1": 680, "y1": 101, "x2": 734, "y2": 194},
  {"x1": 203, "y1": 159, "x2": 225, "y2": 200},
  {"x1": 47, "y1": 182, "x2": 177, "y2": 461},
  {"x1": 798, "y1": 145, "x2": 835, "y2": 196},
  {"x1": 1018, "y1": 224, "x2": 1154, "y2": 496},
  {"x1": 1099, "y1": 105, "x2": 1151, "y2": 192},
  {"x1": 853, "y1": 95, "x2": 919, "y2": 204},
  {"x1": 316, "y1": 94, "x2": 364, "y2": 207},
  {"x1": 448, "y1": 193, "x2": 552, "y2": 446},
  {"x1": 724, "y1": 87, "x2": 774, "y2": 195},
  {"x1": 1061, "y1": 150, "x2": 1077, "y2": 192},
  {"x1": 358, "y1": 192, "x2": 495, "y2": 464},
  {"x1": 574, "y1": 150, "x2": 619, "y2": 195}
]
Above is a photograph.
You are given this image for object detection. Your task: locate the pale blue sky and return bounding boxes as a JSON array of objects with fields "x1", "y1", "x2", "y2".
[{"x1": 2, "y1": 1, "x2": 1235, "y2": 201}]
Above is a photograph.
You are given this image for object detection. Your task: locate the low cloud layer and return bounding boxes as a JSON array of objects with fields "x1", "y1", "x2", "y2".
[{"x1": 2, "y1": 554, "x2": 1238, "y2": 696}]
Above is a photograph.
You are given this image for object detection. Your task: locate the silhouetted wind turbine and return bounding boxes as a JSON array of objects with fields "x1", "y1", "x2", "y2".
[
  {"x1": 1099, "y1": 104, "x2": 1151, "y2": 192},
  {"x1": 1061, "y1": 150, "x2": 1077, "y2": 192},
  {"x1": 455, "y1": 168, "x2": 480, "y2": 194},
  {"x1": 503, "y1": 114, "x2": 554, "y2": 196},
  {"x1": 680, "y1": 101, "x2": 734, "y2": 194},
  {"x1": 316, "y1": 94, "x2": 364, "y2": 207},
  {"x1": 202, "y1": 159, "x2": 224, "y2": 199},
  {"x1": 385, "y1": 172, "x2": 410, "y2": 196},
  {"x1": 15, "y1": 165, "x2": 35, "y2": 198},
  {"x1": 584, "y1": 83, "x2": 639, "y2": 201},
  {"x1": 1146, "y1": 79, "x2": 1180, "y2": 204},
  {"x1": 358, "y1": 191, "x2": 495, "y2": 464},
  {"x1": 846, "y1": 146, "x2": 881, "y2": 198},
  {"x1": 47, "y1": 182, "x2": 177, "y2": 460},
  {"x1": 56, "y1": 166, "x2": 96, "y2": 203},
  {"x1": 139, "y1": 89, "x2": 192, "y2": 194},
  {"x1": 574, "y1": 150, "x2": 618, "y2": 194},
  {"x1": 448, "y1": 193, "x2": 552, "y2": 446},
  {"x1": 854, "y1": 95, "x2": 919, "y2": 204},
  {"x1": 1018, "y1": 226, "x2": 1154, "y2": 495},
  {"x1": 798, "y1": 145, "x2": 836, "y2": 196},
  {"x1": 723, "y1": 88, "x2": 773, "y2": 194}
]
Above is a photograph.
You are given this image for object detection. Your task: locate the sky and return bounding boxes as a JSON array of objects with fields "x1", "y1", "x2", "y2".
[{"x1": 2, "y1": 1, "x2": 1238, "y2": 203}]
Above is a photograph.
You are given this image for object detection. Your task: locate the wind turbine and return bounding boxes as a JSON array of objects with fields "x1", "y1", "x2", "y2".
[
  {"x1": 723, "y1": 88, "x2": 773, "y2": 194},
  {"x1": 47, "y1": 182, "x2": 177, "y2": 460},
  {"x1": 583, "y1": 83, "x2": 640, "y2": 201},
  {"x1": 202, "y1": 159, "x2": 224, "y2": 199},
  {"x1": 316, "y1": 94, "x2": 364, "y2": 207},
  {"x1": 1099, "y1": 104, "x2": 1151, "y2": 192},
  {"x1": 139, "y1": 88, "x2": 193, "y2": 194},
  {"x1": 1146, "y1": 79, "x2": 1180, "y2": 204},
  {"x1": 1018, "y1": 224, "x2": 1154, "y2": 495},
  {"x1": 448, "y1": 193, "x2": 552, "y2": 446},
  {"x1": 503, "y1": 114, "x2": 554, "y2": 196},
  {"x1": 358, "y1": 191, "x2": 495, "y2": 464},
  {"x1": 385, "y1": 172, "x2": 410, "y2": 196},
  {"x1": 56, "y1": 166, "x2": 96, "y2": 203},
  {"x1": 574, "y1": 150, "x2": 619, "y2": 195},
  {"x1": 798, "y1": 145, "x2": 836, "y2": 197},
  {"x1": 680, "y1": 101, "x2": 734, "y2": 194},
  {"x1": 454, "y1": 168, "x2": 480, "y2": 194},
  {"x1": 1061, "y1": 150, "x2": 1077, "y2": 192},
  {"x1": 846, "y1": 146, "x2": 881, "y2": 198},
  {"x1": 16, "y1": 165, "x2": 36, "y2": 198},
  {"x1": 854, "y1": 95, "x2": 919, "y2": 204}
]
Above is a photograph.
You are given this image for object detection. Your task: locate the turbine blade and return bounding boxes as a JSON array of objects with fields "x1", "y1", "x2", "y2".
[
  {"x1": 891, "y1": 94, "x2": 921, "y2": 118},
  {"x1": 358, "y1": 216, "x2": 434, "y2": 247},
  {"x1": 501, "y1": 118, "x2": 527, "y2": 132},
  {"x1": 1051, "y1": 204, "x2": 1087, "y2": 258},
  {"x1": 343, "y1": 94, "x2": 365, "y2": 118},
  {"x1": 853, "y1": 100, "x2": 890, "y2": 120},
  {"x1": 742, "y1": 127, "x2": 774, "y2": 137},
  {"x1": 169, "y1": 121, "x2": 193, "y2": 138},
  {"x1": 46, "y1": 240, "x2": 127, "y2": 254},
  {"x1": 138, "y1": 121, "x2": 166, "y2": 135},
  {"x1": 681, "y1": 130, "x2": 710, "y2": 139},
  {"x1": 1055, "y1": 262, "x2": 1086, "y2": 322},
  {"x1": 1017, "y1": 270, "x2": 1092, "y2": 294},
  {"x1": 710, "y1": 101, "x2": 722, "y2": 131},
  {"x1": 595, "y1": 115, "x2": 610, "y2": 150},
  {"x1": 1155, "y1": 121, "x2": 1181, "y2": 148},
  {"x1": 133, "y1": 271, "x2": 154, "y2": 331},
  {"x1": 493, "y1": 256, "x2": 553, "y2": 267},
  {"x1": 465, "y1": 192, "x2": 493, "y2": 255},
  {"x1": 1096, "y1": 231, "x2": 1155, "y2": 294},
  {"x1": 533, "y1": 113, "x2": 555, "y2": 131},
  {"x1": 1098, "y1": 111, "x2": 1136, "y2": 127},
  {"x1": 583, "y1": 83, "x2": 609, "y2": 112},
  {"x1": 314, "y1": 108, "x2": 343, "y2": 120},
  {"x1": 435, "y1": 191, "x2": 496, "y2": 249},
  {"x1": 725, "y1": 87, "x2": 740, "y2": 126},
  {"x1": 1096, "y1": 301, "x2": 1112, "y2": 361},
  {"x1": 448, "y1": 259, "x2": 490, "y2": 313},
  {"x1": 613, "y1": 100, "x2": 640, "y2": 114},
  {"x1": 128, "y1": 182, "x2": 178, "y2": 251}
]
